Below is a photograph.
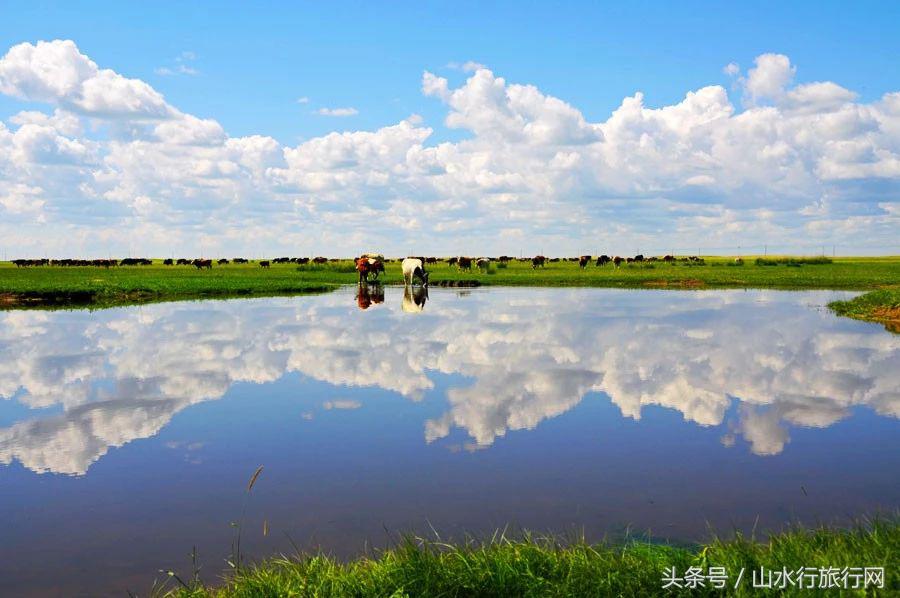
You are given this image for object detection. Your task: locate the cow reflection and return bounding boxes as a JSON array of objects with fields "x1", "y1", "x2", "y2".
[
  {"x1": 356, "y1": 283, "x2": 385, "y2": 310},
  {"x1": 402, "y1": 285, "x2": 429, "y2": 313}
]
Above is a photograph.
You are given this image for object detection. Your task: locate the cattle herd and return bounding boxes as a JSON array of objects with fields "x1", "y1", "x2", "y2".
[{"x1": 11, "y1": 254, "x2": 706, "y2": 271}]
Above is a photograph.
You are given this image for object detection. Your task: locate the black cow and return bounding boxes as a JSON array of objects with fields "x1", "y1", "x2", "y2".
[
  {"x1": 531, "y1": 255, "x2": 546, "y2": 269},
  {"x1": 578, "y1": 255, "x2": 591, "y2": 268},
  {"x1": 259, "y1": 260, "x2": 270, "y2": 268},
  {"x1": 457, "y1": 257, "x2": 472, "y2": 271}
]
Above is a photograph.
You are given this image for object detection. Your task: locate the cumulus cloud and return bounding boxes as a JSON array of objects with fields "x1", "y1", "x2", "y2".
[
  {"x1": 741, "y1": 53, "x2": 796, "y2": 104},
  {"x1": 0, "y1": 288, "x2": 896, "y2": 475},
  {"x1": 0, "y1": 39, "x2": 898, "y2": 256}
]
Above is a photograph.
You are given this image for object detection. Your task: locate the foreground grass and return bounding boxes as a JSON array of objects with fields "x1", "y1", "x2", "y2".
[
  {"x1": 164, "y1": 520, "x2": 898, "y2": 597},
  {"x1": 829, "y1": 288, "x2": 900, "y2": 333},
  {"x1": 2, "y1": 256, "x2": 898, "y2": 310}
]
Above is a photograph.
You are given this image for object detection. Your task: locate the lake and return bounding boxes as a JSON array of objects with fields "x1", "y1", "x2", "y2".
[{"x1": 1, "y1": 287, "x2": 898, "y2": 596}]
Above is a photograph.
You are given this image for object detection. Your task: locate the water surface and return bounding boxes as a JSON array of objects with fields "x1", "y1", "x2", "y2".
[{"x1": 1, "y1": 287, "x2": 898, "y2": 596}]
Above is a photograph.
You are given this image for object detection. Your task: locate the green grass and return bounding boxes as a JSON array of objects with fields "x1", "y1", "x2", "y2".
[
  {"x1": 0, "y1": 260, "x2": 344, "y2": 308},
  {"x1": 828, "y1": 288, "x2": 900, "y2": 333},
  {"x1": 1, "y1": 257, "x2": 898, "y2": 317},
  {"x1": 161, "y1": 519, "x2": 898, "y2": 597}
]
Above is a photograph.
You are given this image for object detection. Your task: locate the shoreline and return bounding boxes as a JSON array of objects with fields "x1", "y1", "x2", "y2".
[{"x1": 1, "y1": 257, "x2": 897, "y2": 330}]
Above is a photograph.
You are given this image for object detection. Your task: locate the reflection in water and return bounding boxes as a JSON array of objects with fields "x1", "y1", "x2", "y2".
[
  {"x1": 356, "y1": 282, "x2": 384, "y2": 310},
  {"x1": 402, "y1": 285, "x2": 429, "y2": 313},
  {"x1": 0, "y1": 288, "x2": 898, "y2": 476}
]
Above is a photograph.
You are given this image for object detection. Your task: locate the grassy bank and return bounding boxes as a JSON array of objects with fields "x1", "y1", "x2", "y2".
[
  {"x1": 828, "y1": 288, "x2": 900, "y2": 333},
  {"x1": 163, "y1": 520, "x2": 897, "y2": 597},
  {"x1": 2, "y1": 256, "x2": 898, "y2": 309}
]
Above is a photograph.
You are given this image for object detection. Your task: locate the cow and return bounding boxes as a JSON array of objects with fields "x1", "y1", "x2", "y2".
[
  {"x1": 402, "y1": 285, "x2": 429, "y2": 313},
  {"x1": 356, "y1": 256, "x2": 384, "y2": 282},
  {"x1": 578, "y1": 255, "x2": 591, "y2": 269},
  {"x1": 193, "y1": 259, "x2": 212, "y2": 269},
  {"x1": 498, "y1": 255, "x2": 512, "y2": 264},
  {"x1": 313, "y1": 256, "x2": 328, "y2": 264},
  {"x1": 296, "y1": 257, "x2": 310, "y2": 265},
  {"x1": 233, "y1": 258, "x2": 249, "y2": 264},
  {"x1": 596, "y1": 255, "x2": 611, "y2": 267},
  {"x1": 447, "y1": 257, "x2": 458, "y2": 267},
  {"x1": 457, "y1": 257, "x2": 472, "y2": 271},
  {"x1": 163, "y1": 258, "x2": 174, "y2": 266},
  {"x1": 531, "y1": 255, "x2": 546, "y2": 269},
  {"x1": 613, "y1": 256, "x2": 624, "y2": 267},
  {"x1": 634, "y1": 254, "x2": 644, "y2": 262},
  {"x1": 259, "y1": 260, "x2": 270, "y2": 268},
  {"x1": 663, "y1": 255, "x2": 675, "y2": 263},
  {"x1": 217, "y1": 258, "x2": 230, "y2": 265},
  {"x1": 12, "y1": 259, "x2": 49, "y2": 267},
  {"x1": 425, "y1": 257, "x2": 438, "y2": 264},
  {"x1": 401, "y1": 257, "x2": 429, "y2": 286}
]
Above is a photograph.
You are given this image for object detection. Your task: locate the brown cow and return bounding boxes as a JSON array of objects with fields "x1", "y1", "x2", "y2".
[
  {"x1": 531, "y1": 255, "x2": 546, "y2": 268},
  {"x1": 356, "y1": 256, "x2": 384, "y2": 282},
  {"x1": 578, "y1": 255, "x2": 591, "y2": 268},
  {"x1": 457, "y1": 257, "x2": 472, "y2": 271}
]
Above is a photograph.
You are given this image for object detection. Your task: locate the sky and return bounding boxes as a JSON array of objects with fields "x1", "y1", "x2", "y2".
[{"x1": 0, "y1": 1, "x2": 898, "y2": 257}]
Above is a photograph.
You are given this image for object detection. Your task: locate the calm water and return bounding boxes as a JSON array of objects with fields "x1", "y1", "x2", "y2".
[{"x1": 1, "y1": 287, "x2": 898, "y2": 596}]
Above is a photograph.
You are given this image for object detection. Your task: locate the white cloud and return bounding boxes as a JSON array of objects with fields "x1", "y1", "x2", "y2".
[
  {"x1": 322, "y1": 400, "x2": 362, "y2": 410},
  {"x1": 156, "y1": 50, "x2": 199, "y2": 77},
  {"x1": 316, "y1": 106, "x2": 359, "y2": 117},
  {"x1": 296, "y1": 96, "x2": 310, "y2": 104},
  {"x1": 0, "y1": 40, "x2": 175, "y2": 118},
  {"x1": 0, "y1": 39, "x2": 898, "y2": 256},
  {"x1": 741, "y1": 53, "x2": 796, "y2": 104},
  {"x1": 0, "y1": 288, "x2": 896, "y2": 475}
]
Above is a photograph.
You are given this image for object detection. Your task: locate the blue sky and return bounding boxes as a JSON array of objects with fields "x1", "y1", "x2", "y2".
[
  {"x1": 0, "y1": 2, "x2": 898, "y2": 256},
  {"x1": 4, "y1": 1, "x2": 898, "y2": 143}
]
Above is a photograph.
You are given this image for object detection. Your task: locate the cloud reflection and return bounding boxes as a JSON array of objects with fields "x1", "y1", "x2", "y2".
[{"x1": 0, "y1": 288, "x2": 897, "y2": 474}]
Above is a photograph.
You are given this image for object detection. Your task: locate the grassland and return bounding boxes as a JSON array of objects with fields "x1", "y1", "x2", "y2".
[
  {"x1": 162, "y1": 519, "x2": 897, "y2": 597},
  {"x1": 1, "y1": 256, "x2": 898, "y2": 327}
]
